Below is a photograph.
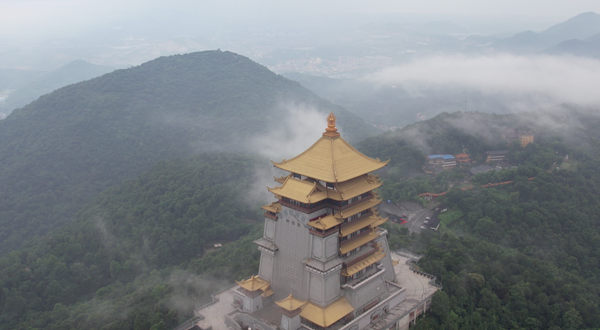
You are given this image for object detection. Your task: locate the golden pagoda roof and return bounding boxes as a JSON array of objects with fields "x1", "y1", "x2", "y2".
[
  {"x1": 268, "y1": 177, "x2": 328, "y2": 204},
  {"x1": 261, "y1": 288, "x2": 274, "y2": 297},
  {"x1": 307, "y1": 214, "x2": 343, "y2": 231},
  {"x1": 370, "y1": 216, "x2": 388, "y2": 229},
  {"x1": 341, "y1": 251, "x2": 386, "y2": 277},
  {"x1": 276, "y1": 294, "x2": 308, "y2": 311},
  {"x1": 274, "y1": 175, "x2": 289, "y2": 184},
  {"x1": 300, "y1": 297, "x2": 354, "y2": 327},
  {"x1": 331, "y1": 174, "x2": 382, "y2": 200},
  {"x1": 339, "y1": 215, "x2": 384, "y2": 237},
  {"x1": 272, "y1": 115, "x2": 388, "y2": 183},
  {"x1": 268, "y1": 175, "x2": 381, "y2": 207},
  {"x1": 236, "y1": 276, "x2": 270, "y2": 292},
  {"x1": 339, "y1": 198, "x2": 381, "y2": 219},
  {"x1": 261, "y1": 202, "x2": 282, "y2": 213},
  {"x1": 339, "y1": 230, "x2": 380, "y2": 254}
]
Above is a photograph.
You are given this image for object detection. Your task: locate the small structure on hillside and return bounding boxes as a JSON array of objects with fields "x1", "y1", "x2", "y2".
[{"x1": 486, "y1": 150, "x2": 508, "y2": 163}]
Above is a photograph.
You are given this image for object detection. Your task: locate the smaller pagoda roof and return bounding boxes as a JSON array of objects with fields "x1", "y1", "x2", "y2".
[
  {"x1": 274, "y1": 175, "x2": 288, "y2": 184},
  {"x1": 341, "y1": 251, "x2": 386, "y2": 277},
  {"x1": 275, "y1": 294, "x2": 308, "y2": 312},
  {"x1": 261, "y1": 202, "x2": 282, "y2": 213},
  {"x1": 370, "y1": 217, "x2": 388, "y2": 229},
  {"x1": 300, "y1": 297, "x2": 354, "y2": 328},
  {"x1": 339, "y1": 230, "x2": 380, "y2": 254},
  {"x1": 236, "y1": 276, "x2": 270, "y2": 293},
  {"x1": 261, "y1": 288, "x2": 274, "y2": 297},
  {"x1": 307, "y1": 214, "x2": 343, "y2": 231},
  {"x1": 339, "y1": 215, "x2": 384, "y2": 237},
  {"x1": 338, "y1": 198, "x2": 381, "y2": 219},
  {"x1": 327, "y1": 174, "x2": 382, "y2": 201},
  {"x1": 268, "y1": 177, "x2": 328, "y2": 204}
]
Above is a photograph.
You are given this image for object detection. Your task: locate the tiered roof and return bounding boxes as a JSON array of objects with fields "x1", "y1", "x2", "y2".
[
  {"x1": 339, "y1": 215, "x2": 386, "y2": 236},
  {"x1": 261, "y1": 202, "x2": 281, "y2": 213},
  {"x1": 272, "y1": 113, "x2": 387, "y2": 183},
  {"x1": 307, "y1": 214, "x2": 343, "y2": 231},
  {"x1": 236, "y1": 276, "x2": 274, "y2": 297},
  {"x1": 341, "y1": 250, "x2": 386, "y2": 277},
  {"x1": 276, "y1": 294, "x2": 308, "y2": 312},
  {"x1": 269, "y1": 175, "x2": 382, "y2": 204},
  {"x1": 300, "y1": 297, "x2": 354, "y2": 327},
  {"x1": 339, "y1": 230, "x2": 380, "y2": 254}
]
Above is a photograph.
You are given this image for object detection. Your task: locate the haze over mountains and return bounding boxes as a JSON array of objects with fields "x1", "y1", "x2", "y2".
[
  {"x1": 2, "y1": 3, "x2": 600, "y2": 330},
  {"x1": 0, "y1": 60, "x2": 115, "y2": 115},
  {"x1": 0, "y1": 50, "x2": 372, "y2": 254}
]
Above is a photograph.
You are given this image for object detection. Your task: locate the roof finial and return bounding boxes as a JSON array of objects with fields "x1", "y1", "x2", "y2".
[{"x1": 323, "y1": 112, "x2": 340, "y2": 137}]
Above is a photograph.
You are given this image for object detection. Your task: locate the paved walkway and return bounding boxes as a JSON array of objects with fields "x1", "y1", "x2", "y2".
[
  {"x1": 196, "y1": 286, "x2": 238, "y2": 330},
  {"x1": 391, "y1": 252, "x2": 437, "y2": 301},
  {"x1": 194, "y1": 253, "x2": 438, "y2": 330}
]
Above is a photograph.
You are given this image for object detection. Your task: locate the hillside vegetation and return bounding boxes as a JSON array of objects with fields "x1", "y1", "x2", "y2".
[
  {"x1": 0, "y1": 60, "x2": 115, "y2": 114},
  {"x1": 370, "y1": 110, "x2": 600, "y2": 330},
  {"x1": 0, "y1": 50, "x2": 373, "y2": 254},
  {"x1": 3, "y1": 110, "x2": 600, "y2": 329},
  {"x1": 0, "y1": 153, "x2": 262, "y2": 330}
]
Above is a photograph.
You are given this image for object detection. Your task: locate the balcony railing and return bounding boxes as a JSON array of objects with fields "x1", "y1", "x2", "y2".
[
  {"x1": 264, "y1": 212, "x2": 277, "y2": 220},
  {"x1": 343, "y1": 247, "x2": 378, "y2": 268},
  {"x1": 309, "y1": 227, "x2": 339, "y2": 237},
  {"x1": 331, "y1": 192, "x2": 374, "y2": 212},
  {"x1": 340, "y1": 229, "x2": 370, "y2": 248},
  {"x1": 340, "y1": 211, "x2": 373, "y2": 229}
]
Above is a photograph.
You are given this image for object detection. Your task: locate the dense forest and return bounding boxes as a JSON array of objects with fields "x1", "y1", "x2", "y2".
[
  {"x1": 0, "y1": 50, "x2": 374, "y2": 255},
  {"x1": 0, "y1": 60, "x2": 115, "y2": 114},
  {"x1": 3, "y1": 55, "x2": 600, "y2": 330},
  {"x1": 370, "y1": 110, "x2": 600, "y2": 330},
  {"x1": 0, "y1": 154, "x2": 263, "y2": 329}
]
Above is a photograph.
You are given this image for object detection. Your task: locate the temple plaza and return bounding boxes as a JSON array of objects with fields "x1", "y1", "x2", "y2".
[{"x1": 183, "y1": 113, "x2": 439, "y2": 330}]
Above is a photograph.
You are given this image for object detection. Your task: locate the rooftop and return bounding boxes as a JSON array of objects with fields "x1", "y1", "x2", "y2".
[
  {"x1": 272, "y1": 113, "x2": 388, "y2": 183},
  {"x1": 427, "y1": 154, "x2": 455, "y2": 160}
]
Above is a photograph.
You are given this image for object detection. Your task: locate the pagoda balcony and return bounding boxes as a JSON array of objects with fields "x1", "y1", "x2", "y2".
[
  {"x1": 330, "y1": 192, "x2": 375, "y2": 212},
  {"x1": 340, "y1": 211, "x2": 373, "y2": 229},
  {"x1": 279, "y1": 199, "x2": 328, "y2": 213},
  {"x1": 339, "y1": 229, "x2": 370, "y2": 247},
  {"x1": 342, "y1": 245, "x2": 379, "y2": 268},
  {"x1": 264, "y1": 212, "x2": 278, "y2": 220},
  {"x1": 309, "y1": 226, "x2": 339, "y2": 238}
]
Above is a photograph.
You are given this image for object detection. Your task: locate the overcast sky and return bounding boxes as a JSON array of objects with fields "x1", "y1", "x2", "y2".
[{"x1": 2, "y1": 0, "x2": 600, "y2": 40}]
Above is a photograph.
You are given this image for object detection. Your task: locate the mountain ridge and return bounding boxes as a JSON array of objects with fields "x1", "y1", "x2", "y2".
[{"x1": 0, "y1": 50, "x2": 374, "y2": 254}]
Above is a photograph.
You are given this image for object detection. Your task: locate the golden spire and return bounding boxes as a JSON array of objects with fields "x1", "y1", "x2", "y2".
[{"x1": 323, "y1": 112, "x2": 340, "y2": 137}]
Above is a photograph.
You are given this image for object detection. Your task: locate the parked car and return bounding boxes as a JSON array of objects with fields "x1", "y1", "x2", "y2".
[
  {"x1": 424, "y1": 220, "x2": 429, "y2": 224},
  {"x1": 420, "y1": 225, "x2": 426, "y2": 229},
  {"x1": 426, "y1": 217, "x2": 431, "y2": 220}
]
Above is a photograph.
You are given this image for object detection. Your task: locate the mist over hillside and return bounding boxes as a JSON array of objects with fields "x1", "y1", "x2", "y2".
[
  {"x1": 0, "y1": 50, "x2": 373, "y2": 254},
  {"x1": 0, "y1": 60, "x2": 115, "y2": 115},
  {"x1": 3, "y1": 4, "x2": 600, "y2": 330}
]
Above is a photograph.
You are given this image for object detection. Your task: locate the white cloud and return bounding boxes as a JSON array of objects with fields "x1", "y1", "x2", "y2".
[{"x1": 366, "y1": 54, "x2": 600, "y2": 107}]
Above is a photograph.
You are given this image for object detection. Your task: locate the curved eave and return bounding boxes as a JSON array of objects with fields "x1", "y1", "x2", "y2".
[{"x1": 272, "y1": 136, "x2": 389, "y2": 183}]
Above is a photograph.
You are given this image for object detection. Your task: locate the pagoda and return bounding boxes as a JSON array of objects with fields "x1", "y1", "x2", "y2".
[{"x1": 232, "y1": 113, "x2": 405, "y2": 330}]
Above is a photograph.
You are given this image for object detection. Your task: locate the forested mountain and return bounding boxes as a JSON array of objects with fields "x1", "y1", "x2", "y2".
[
  {"x1": 0, "y1": 153, "x2": 262, "y2": 329},
  {"x1": 0, "y1": 50, "x2": 373, "y2": 254},
  {"x1": 0, "y1": 60, "x2": 115, "y2": 114},
  {"x1": 3, "y1": 108, "x2": 600, "y2": 329},
  {"x1": 358, "y1": 110, "x2": 600, "y2": 329}
]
